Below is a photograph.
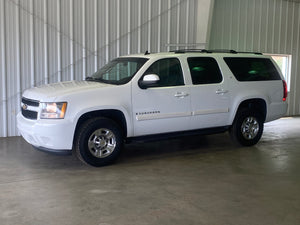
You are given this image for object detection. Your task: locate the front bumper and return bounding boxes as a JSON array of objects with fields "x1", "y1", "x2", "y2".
[{"x1": 17, "y1": 112, "x2": 74, "y2": 151}]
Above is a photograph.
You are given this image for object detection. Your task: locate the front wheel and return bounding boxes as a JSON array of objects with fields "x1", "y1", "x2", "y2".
[
  {"x1": 75, "y1": 117, "x2": 123, "y2": 167},
  {"x1": 229, "y1": 109, "x2": 264, "y2": 146}
]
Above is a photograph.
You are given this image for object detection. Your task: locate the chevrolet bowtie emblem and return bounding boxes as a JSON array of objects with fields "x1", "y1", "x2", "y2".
[{"x1": 22, "y1": 104, "x2": 28, "y2": 110}]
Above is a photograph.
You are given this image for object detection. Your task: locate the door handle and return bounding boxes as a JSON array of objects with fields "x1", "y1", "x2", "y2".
[
  {"x1": 216, "y1": 89, "x2": 229, "y2": 95},
  {"x1": 174, "y1": 92, "x2": 189, "y2": 98}
]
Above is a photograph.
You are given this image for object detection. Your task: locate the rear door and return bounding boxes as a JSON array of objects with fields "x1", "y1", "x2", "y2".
[{"x1": 187, "y1": 57, "x2": 231, "y2": 129}]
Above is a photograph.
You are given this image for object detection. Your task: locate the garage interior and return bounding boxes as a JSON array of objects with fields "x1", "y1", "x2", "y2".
[{"x1": 1, "y1": 0, "x2": 300, "y2": 224}]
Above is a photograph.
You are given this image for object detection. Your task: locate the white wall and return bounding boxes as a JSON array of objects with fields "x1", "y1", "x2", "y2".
[
  {"x1": 209, "y1": 0, "x2": 300, "y2": 116},
  {"x1": 196, "y1": 0, "x2": 214, "y2": 47},
  {"x1": 0, "y1": 0, "x2": 214, "y2": 137}
]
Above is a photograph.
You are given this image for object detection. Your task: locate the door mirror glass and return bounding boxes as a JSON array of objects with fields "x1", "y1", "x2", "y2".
[{"x1": 139, "y1": 74, "x2": 160, "y2": 89}]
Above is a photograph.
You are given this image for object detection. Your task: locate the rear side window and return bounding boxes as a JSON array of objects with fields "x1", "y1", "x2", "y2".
[
  {"x1": 224, "y1": 57, "x2": 281, "y2": 81},
  {"x1": 187, "y1": 57, "x2": 223, "y2": 85}
]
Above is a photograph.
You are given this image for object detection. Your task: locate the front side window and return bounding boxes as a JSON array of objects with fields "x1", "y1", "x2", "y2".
[
  {"x1": 224, "y1": 57, "x2": 281, "y2": 81},
  {"x1": 187, "y1": 57, "x2": 223, "y2": 85},
  {"x1": 144, "y1": 58, "x2": 184, "y2": 87},
  {"x1": 87, "y1": 57, "x2": 148, "y2": 85}
]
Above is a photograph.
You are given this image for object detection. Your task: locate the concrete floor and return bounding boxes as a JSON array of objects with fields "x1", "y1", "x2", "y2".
[{"x1": 0, "y1": 118, "x2": 300, "y2": 225}]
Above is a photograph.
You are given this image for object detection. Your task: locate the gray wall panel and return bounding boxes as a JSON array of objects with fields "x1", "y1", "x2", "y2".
[
  {"x1": 187, "y1": 0, "x2": 196, "y2": 44},
  {"x1": 150, "y1": 0, "x2": 159, "y2": 52},
  {"x1": 5, "y1": 0, "x2": 21, "y2": 136},
  {"x1": 210, "y1": 0, "x2": 300, "y2": 116},
  {"x1": 0, "y1": 0, "x2": 198, "y2": 137}
]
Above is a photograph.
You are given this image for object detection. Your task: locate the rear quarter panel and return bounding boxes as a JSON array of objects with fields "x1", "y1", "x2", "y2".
[
  {"x1": 228, "y1": 80, "x2": 287, "y2": 123},
  {"x1": 216, "y1": 54, "x2": 287, "y2": 125}
]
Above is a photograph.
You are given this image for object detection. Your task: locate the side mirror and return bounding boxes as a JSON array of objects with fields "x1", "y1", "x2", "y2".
[{"x1": 138, "y1": 74, "x2": 160, "y2": 89}]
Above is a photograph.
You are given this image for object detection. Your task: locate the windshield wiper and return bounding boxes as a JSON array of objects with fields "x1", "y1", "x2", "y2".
[
  {"x1": 85, "y1": 76, "x2": 114, "y2": 84},
  {"x1": 86, "y1": 77, "x2": 105, "y2": 82},
  {"x1": 85, "y1": 76, "x2": 95, "y2": 81}
]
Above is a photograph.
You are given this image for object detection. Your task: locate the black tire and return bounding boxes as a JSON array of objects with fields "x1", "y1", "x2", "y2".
[
  {"x1": 229, "y1": 108, "x2": 264, "y2": 146},
  {"x1": 75, "y1": 117, "x2": 123, "y2": 167}
]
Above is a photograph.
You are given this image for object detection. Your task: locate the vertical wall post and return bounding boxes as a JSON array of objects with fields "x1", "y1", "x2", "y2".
[
  {"x1": 127, "y1": 0, "x2": 131, "y2": 55},
  {"x1": 138, "y1": 0, "x2": 141, "y2": 53},
  {"x1": 30, "y1": 0, "x2": 35, "y2": 87},
  {"x1": 250, "y1": 0, "x2": 255, "y2": 50},
  {"x1": 94, "y1": 0, "x2": 98, "y2": 71},
  {"x1": 105, "y1": 0, "x2": 109, "y2": 62},
  {"x1": 0, "y1": 0, "x2": 7, "y2": 137},
  {"x1": 43, "y1": 0, "x2": 48, "y2": 84},
  {"x1": 117, "y1": 0, "x2": 120, "y2": 57},
  {"x1": 82, "y1": 0, "x2": 86, "y2": 79},
  {"x1": 57, "y1": 0, "x2": 61, "y2": 82},
  {"x1": 70, "y1": 0, "x2": 74, "y2": 80},
  {"x1": 176, "y1": 0, "x2": 180, "y2": 50},
  {"x1": 16, "y1": 0, "x2": 21, "y2": 127},
  {"x1": 148, "y1": 0, "x2": 151, "y2": 52},
  {"x1": 185, "y1": 0, "x2": 189, "y2": 45},
  {"x1": 157, "y1": 0, "x2": 161, "y2": 52},
  {"x1": 167, "y1": 0, "x2": 171, "y2": 52}
]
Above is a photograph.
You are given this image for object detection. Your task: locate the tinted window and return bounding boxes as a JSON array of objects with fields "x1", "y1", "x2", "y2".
[
  {"x1": 187, "y1": 57, "x2": 222, "y2": 85},
  {"x1": 144, "y1": 58, "x2": 184, "y2": 87},
  {"x1": 224, "y1": 57, "x2": 281, "y2": 81}
]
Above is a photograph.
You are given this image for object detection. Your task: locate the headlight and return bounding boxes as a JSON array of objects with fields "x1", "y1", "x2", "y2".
[{"x1": 40, "y1": 102, "x2": 67, "y2": 119}]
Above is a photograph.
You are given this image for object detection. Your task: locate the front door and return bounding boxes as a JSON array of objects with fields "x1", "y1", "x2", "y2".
[{"x1": 132, "y1": 58, "x2": 191, "y2": 136}]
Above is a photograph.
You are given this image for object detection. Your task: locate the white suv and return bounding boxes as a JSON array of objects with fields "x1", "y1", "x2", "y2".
[{"x1": 17, "y1": 50, "x2": 288, "y2": 166}]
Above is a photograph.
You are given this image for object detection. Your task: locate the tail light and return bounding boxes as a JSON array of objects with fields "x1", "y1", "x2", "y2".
[{"x1": 282, "y1": 80, "x2": 288, "y2": 101}]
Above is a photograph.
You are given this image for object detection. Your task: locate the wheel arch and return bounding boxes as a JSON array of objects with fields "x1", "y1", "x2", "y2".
[
  {"x1": 73, "y1": 109, "x2": 128, "y2": 144},
  {"x1": 232, "y1": 98, "x2": 267, "y2": 124}
]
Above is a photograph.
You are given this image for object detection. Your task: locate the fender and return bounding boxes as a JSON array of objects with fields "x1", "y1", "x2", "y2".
[{"x1": 72, "y1": 105, "x2": 133, "y2": 137}]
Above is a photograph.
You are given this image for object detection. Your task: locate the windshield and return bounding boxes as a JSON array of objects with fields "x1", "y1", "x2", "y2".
[{"x1": 86, "y1": 57, "x2": 148, "y2": 85}]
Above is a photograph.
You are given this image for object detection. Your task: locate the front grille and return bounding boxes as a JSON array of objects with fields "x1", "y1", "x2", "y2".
[
  {"x1": 21, "y1": 97, "x2": 39, "y2": 120},
  {"x1": 22, "y1": 97, "x2": 39, "y2": 107},
  {"x1": 21, "y1": 108, "x2": 38, "y2": 120}
]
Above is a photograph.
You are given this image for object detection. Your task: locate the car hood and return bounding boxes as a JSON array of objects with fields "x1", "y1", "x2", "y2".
[{"x1": 22, "y1": 80, "x2": 113, "y2": 101}]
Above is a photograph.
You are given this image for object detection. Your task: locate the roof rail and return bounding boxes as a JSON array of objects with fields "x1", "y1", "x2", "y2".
[
  {"x1": 236, "y1": 51, "x2": 262, "y2": 55},
  {"x1": 207, "y1": 49, "x2": 262, "y2": 54},
  {"x1": 170, "y1": 49, "x2": 262, "y2": 55}
]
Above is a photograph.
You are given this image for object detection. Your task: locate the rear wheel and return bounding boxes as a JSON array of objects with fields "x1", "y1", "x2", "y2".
[
  {"x1": 75, "y1": 117, "x2": 123, "y2": 167},
  {"x1": 230, "y1": 108, "x2": 264, "y2": 146}
]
